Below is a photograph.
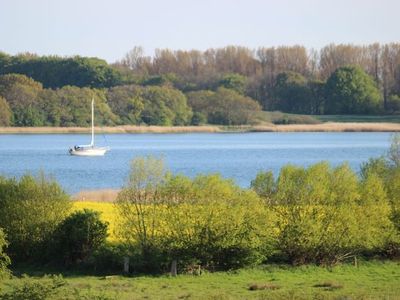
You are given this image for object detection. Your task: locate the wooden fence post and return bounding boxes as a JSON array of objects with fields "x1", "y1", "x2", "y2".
[{"x1": 170, "y1": 260, "x2": 177, "y2": 276}]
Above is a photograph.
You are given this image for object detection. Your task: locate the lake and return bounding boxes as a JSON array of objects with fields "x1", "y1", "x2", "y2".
[{"x1": 0, "y1": 132, "x2": 394, "y2": 194}]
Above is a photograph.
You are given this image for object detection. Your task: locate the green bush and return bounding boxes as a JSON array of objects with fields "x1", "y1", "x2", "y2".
[
  {"x1": 0, "y1": 174, "x2": 71, "y2": 262},
  {"x1": 116, "y1": 157, "x2": 273, "y2": 272},
  {"x1": 0, "y1": 228, "x2": 10, "y2": 278},
  {"x1": 0, "y1": 274, "x2": 66, "y2": 300},
  {"x1": 254, "y1": 162, "x2": 395, "y2": 265},
  {"x1": 54, "y1": 209, "x2": 108, "y2": 266}
]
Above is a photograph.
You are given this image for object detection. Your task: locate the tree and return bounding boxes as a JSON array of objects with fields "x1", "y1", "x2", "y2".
[
  {"x1": 325, "y1": 65, "x2": 382, "y2": 114},
  {"x1": 54, "y1": 209, "x2": 108, "y2": 265},
  {"x1": 187, "y1": 88, "x2": 261, "y2": 125},
  {"x1": 0, "y1": 228, "x2": 10, "y2": 278},
  {"x1": 218, "y1": 73, "x2": 247, "y2": 95},
  {"x1": 0, "y1": 74, "x2": 44, "y2": 126},
  {"x1": 0, "y1": 55, "x2": 123, "y2": 88},
  {"x1": 115, "y1": 156, "x2": 167, "y2": 271},
  {"x1": 0, "y1": 96, "x2": 12, "y2": 126},
  {"x1": 250, "y1": 171, "x2": 275, "y2": 205},
  {"x1": 388, "y1": 133, "x2": 400, "y2": 168},
  {"x1": 273, "y1": 71, "x2": 313, "y2": 114},
  {"x1": 106, "y1": 85, "x2": 144, "y2": 124},
  {"x1": 141, "y1": 86, "x2": 192, "y2": 125},
  {"x1": 268, "y1": 162, "x2": 393, "y2": 265},
  {"x1": 0, "y1": 174, "x2": 71, "y2": 261}
]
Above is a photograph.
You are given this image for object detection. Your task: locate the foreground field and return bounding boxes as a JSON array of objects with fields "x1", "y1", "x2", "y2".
[{"x1": 2, "y1": 261, "x2": 399, "y2": 299}]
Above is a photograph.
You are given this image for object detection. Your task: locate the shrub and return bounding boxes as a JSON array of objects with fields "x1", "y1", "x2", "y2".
[
  {"x1": 0, "y1": 275, "x2": 66, "y2": 300},
  {"x1": 116, "y1": 157, "x2": 274, "y2": 272},
  {"x1": 0, "y1": 228, "x2": 10, "y2": 278},
  {"x1": 259, "y1": 162, "x2": 395, "y2": 265},
  {"x1": 54, "y1": 209, "x2": 108, "y2": 266},
  {"x1": 0, "y1": 174, "x2": 71, "y2": 262}
]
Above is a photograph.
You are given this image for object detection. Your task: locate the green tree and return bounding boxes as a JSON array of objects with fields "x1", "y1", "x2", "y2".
[
  {"x1": 107, "y1": 85, "x2": 144, "y2": 124},
  {"x1": 325, "y1": 65, "x2": 382, "y2": 114},
  {"x1": 160, "y1": 173, "x2": 272, "y2": 269},
  {"x1": 268, "y1": 162, "x2": 393, "y2": 265},
  {"x1": 0, "y1": 74, "x2": 45, "y2": 126},
  {"x1": 0, "y1": 228, "x2": 10, "y2": 278},
  {"x1": 115, "y1": 156, "x2": 167, "y2": 271},
  {"x1": 0, "y1": 174, "x2": 71, "y2": 261},
  {"x1": 54, "y1": 209, "x2": 108, "y2": 265},
  {"x1": 273, "y1": 71, "x2": 313, "y2": 114},
  {"x1": 0, "y1": 54, "x2": 122, "y2": 88},
  {"x1": 141, "y1": 86, "x2": 192, "y2": 125},
  {"x1": 0, "y1": 96, "x2": 12, "y2": 126},
  {"x1": 250, "y1": 171, "x2": 276, "y2": 205},
  {"x1": 42, "y1": 86, "x2": 119, "y2": 127},
  {"x1": 218, "y1": 73, "x2": 247, "y2": 95},
  {"x1": 187, "y1": 88, "x2": 261, "y2": 125}
]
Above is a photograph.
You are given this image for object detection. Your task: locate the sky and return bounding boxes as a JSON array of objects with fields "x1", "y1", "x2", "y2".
[{"x1": 1, "y1": 0, "x2": 399, "y2": 63}]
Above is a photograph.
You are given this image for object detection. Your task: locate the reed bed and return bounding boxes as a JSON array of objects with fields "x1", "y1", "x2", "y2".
[
  {"x1": 1, "y1": 122, "x2": 400, "y2": 134},
  {"x1": 73, "y1": 189, "x2": 119, "y2": 202},
  {"x1": 251, "y1": 122, "x2": 400, "y2": 132},
  {"x1": 0, "y1": 125, "x2": 222, "y2": 134}
]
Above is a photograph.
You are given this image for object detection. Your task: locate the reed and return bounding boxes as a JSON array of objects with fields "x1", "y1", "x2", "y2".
[
  {"x1": 72, "y1": 189, "x2": 119, "y2": 202},
  {"x1": 1, "y1": 122, "x2": 400, "y2": 134}
]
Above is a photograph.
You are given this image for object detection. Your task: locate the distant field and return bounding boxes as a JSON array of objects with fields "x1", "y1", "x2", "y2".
[
  {"x1": 316, "y1": 115, "x2": 400, "y2": 123},
  {"x1": 3, "y1": 261, "x2": 400, "y2": 299}
]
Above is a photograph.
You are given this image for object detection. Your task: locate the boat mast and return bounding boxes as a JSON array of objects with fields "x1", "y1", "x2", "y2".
[{"x1": 91, "y1": 98, "x2": 94, "y2": 147}]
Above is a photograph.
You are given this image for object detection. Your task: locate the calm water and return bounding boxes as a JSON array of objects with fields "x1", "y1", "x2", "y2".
[{"x1": 0, "y1": 132, "x2": 393, "y2": 194}]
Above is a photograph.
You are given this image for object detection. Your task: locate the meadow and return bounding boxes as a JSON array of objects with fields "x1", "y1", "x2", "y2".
[{"x1": 2, "y1": 260, "x2": 399, "y2": 299}]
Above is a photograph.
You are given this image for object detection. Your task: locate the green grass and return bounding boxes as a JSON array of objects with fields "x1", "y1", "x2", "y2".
[
  {"x1": 255, "y1": 111, "x2": 321, "y2": 125},
  {"x1": 316, "y1": 115, "x2": 400, "y2": 123},
  {"x1": 2, "y1": 261, "x2": 400, "y2": 299}
]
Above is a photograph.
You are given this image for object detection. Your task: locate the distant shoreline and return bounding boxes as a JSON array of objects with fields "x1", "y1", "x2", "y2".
[{"x1": 1, "y1": 122, "x2": 400, "y2": 134}]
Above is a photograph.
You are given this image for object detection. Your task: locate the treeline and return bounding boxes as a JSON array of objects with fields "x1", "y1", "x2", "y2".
[
  {"x1": 0, "y1": 73, "x2": 261, "y2": 126},
  {"x1": 0, "y1": 137, "x2": 399, "y2": 276},
  {"x1": 0, "y1": 43, "x2": 400, "y2": 127},
  {"x1": 117, "y1": 44, "x2": 400, "y2": 113}
]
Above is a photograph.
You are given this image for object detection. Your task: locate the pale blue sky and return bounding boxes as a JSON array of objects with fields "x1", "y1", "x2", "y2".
[{"x1": 1, "y1": 0, "x2": 399, "y2": 62}]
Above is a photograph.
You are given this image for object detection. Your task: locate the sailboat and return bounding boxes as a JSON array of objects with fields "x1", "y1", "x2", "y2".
[{"x1": 69, "y1": 98, "x2": 110, "y2": 156}]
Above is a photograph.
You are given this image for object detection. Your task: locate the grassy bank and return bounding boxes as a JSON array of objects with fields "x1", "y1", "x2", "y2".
[
  {"x1": 316, "y1": 114, "x2": 400, "y2": 123},
  {"x1": 2, "y1": 261, "x2": 399, "y2": 299},
  {"x1": 1, "y1": 122, "x2": 400, "y2": 134}
]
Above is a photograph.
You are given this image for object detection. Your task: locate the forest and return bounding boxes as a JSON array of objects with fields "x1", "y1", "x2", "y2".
[{"x1": 0, "y1": 43, "x2": 400, "y2": 127}]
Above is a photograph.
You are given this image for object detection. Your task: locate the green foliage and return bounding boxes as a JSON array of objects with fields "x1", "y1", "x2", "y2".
[
  {"x1": 218, "y1": 73, "x2": 247, "y2": 95},
  {"x1": 0, "y1": 96, "x2": 12, "y2": 126},
  {"x1": 141, "y1": 86, "x2": 192, "y2": 125},
  {"x1": 0, "y1": 174, "x2": 71, "y2": 261},
  {"x1": 190, "y1": 112, "x2": 207, "y2": 125},
  {"x1": 0, "y1": 74, "x2": 45, "y2": 126},
  {"x1": 0, "y1": 274, "x2": 66, "y2": 300},
  {"x1": 160, "y1": 173, "x2": 272, "y2": 269},
  {"x1": 106, "y1": 85, "x2": 144, "y2": 124},
  {"x1": 273, "y1": 72, "x2": 314, "y2": 114},
  {"x1": 250, "y1": 171, "x2": 275, "y2": 204},
  {"x1": 0, "y1": 54, "x2": 122, "y2": 88},
  {"x1": 54, "y1": 209, "x2": 108, "y2": 265},
  {"x1": 325, "y1": 65, "x2": 382, "y2": 114},
  {"x1": 262, "y1": 162, "x2": 395, "y2": 265},
  {"x1": 0, "y1": 228, "x2": 11, "y2": 278},
  {"x1": 116, "y1": 157, "x2": 272, "y2": 272},
  {"x1": 40, "y1": 86, "x2": 119, "y2": 127},
  {"x1": 115, "y1": 156, "x2": 167, "y2": 272},
  {"x1": 388, "y1": 133, "x2": 400, "y2": 167},
  {"x1": 187, "y1": 88, "x2": 261, "y2": 125},
  {"x1": 386, "y1": 94, "x2": 400, "y2": 113}
]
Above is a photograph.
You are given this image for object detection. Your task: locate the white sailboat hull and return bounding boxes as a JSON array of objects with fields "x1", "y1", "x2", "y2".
[
  {"x1": 69, "y1": 98, "x2": 110, "y2": 156},
  {"x1": 69, "y1": 147, "x2": 109, "y2": 156}
]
